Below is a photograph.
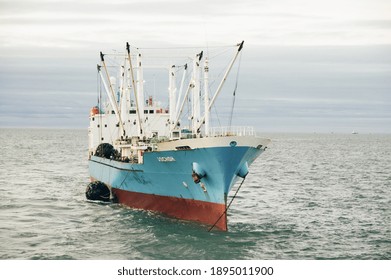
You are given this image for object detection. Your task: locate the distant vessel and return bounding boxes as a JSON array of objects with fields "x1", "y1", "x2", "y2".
[
  {"x1": 87, "y1": 41, "x2": 270, "y2": 230},
  {"x1": 352, "y1": 131, "x2": 358, "y2": 134}
]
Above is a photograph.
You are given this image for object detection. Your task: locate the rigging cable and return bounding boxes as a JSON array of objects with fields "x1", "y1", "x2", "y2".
[
  {"x1": 209, "y1": 55, "x2": 234, "y2": 129},
  {"x1": 228, "y1": 51, "x2": 243, "y2": 129}
]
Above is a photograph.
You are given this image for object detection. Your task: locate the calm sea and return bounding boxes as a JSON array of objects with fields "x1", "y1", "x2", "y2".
[{"x1": 0, "y1": 129, "x2": 389, "y2": 260}]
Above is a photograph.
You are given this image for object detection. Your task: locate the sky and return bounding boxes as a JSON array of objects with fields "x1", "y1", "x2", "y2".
[{"x1": 0, "y1": 0, "x2": 390, "y2": 133}]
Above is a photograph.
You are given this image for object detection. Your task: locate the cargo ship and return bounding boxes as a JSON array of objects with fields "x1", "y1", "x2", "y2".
[{"x1": 87, "y1": 41, "x2": 270, "y2": 230}]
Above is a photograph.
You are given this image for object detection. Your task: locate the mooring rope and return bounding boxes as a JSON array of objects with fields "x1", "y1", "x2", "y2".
[{"x1": 208, "y1": 176, "x2": 246, "y2": 232}]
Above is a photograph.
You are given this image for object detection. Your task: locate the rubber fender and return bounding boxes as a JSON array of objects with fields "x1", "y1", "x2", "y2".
[
  {"x1": 86, "y1": 181, "x2": 111, "y2": 202},
  {"x1": 94, "y1": 143, "x2": 119, "y2": 159}
]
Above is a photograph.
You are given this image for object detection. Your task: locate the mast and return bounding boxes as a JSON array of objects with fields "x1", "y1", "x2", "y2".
[
  {"x1": 204, "y1": 58, "x2": 209, "y2": 137},
  {"x1": 119, "y1": 63, "x2": 128, "y2": 129},
  {"x1": 97, "y1": 65, "x2": 116, "y2": 113},
  {"x1": 169, "y1": 65, "x2": 177, "y2": 131},
  {"x1": 176, "y1": 63, "x2": 187, "y2": 117},
  {"x1": 136, "y1": 52, "x2": 145, "y2": 136},
  {"x1": 192, "y1": 51, "x2": 203, "y2": 135},
  {"x1": 196, "y1": 41, "x2": 244, "y2": 133},
  {"x1": 99, "y1": 53, "x2": 126, "y2": 136},
  {"x1": 173, "y1": 78, "x2": 193, "y2": 130},
  {"x1": 126, "y1": 43, "x2": 143, "y2": 136}
]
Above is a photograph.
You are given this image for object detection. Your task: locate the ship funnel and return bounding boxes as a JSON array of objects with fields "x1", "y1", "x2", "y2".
[{"x1": 237, "y1": 162, "x2": 249, "y2": 178}]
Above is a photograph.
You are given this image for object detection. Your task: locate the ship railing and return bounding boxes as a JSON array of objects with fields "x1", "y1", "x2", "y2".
[{"x1": 208, "y1": 126, "x2": 256, "y2": 137}]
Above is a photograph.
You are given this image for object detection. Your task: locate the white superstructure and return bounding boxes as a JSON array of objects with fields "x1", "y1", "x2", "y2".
[{"x1": 88, "y1": 41, "x2": 246, "y2": 160}]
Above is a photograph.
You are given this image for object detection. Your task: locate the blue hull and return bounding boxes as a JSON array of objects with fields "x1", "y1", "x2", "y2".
[
  {"x1": 89, "y1": 146, "x2": 263, "y2": 204},
  {"x1": 88, "y1": 141, "x2": 265, "y2": 230}
]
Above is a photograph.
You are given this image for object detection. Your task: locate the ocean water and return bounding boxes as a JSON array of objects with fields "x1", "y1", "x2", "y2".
[{"x1": 0, "y1": 128, "x2": 390, "y2": 260}]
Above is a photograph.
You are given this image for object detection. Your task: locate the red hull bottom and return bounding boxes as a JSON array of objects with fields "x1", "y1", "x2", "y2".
[{"x1": 113, "y1": 188, "x2": 228, "y2": 231}]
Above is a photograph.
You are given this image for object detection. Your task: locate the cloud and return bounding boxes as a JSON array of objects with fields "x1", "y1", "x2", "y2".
[
  {"x1": 0, "y1": 0, "x2": 390, "y2": 132},
  {"x1": 1, "y1": 0, "x2": 391, "y2": 51}
]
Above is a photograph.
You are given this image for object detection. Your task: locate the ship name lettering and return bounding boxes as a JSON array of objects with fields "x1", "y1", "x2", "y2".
[{"x1": 157, "y1": 156, "x2": 176, "y2": 162}]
